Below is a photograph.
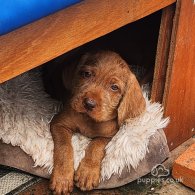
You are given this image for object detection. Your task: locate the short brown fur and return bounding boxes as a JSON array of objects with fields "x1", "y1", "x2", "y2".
[{"x1": 50, "y1": 51, "x2": 146, "y2": 194}]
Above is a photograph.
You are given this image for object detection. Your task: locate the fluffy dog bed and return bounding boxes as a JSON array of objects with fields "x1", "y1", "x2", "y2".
[{"x1": 0, "y1": 69, "x2": 170, "y2": 189}]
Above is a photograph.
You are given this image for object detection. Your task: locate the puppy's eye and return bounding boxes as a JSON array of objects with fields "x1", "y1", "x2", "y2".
[
  {"x1": 111, "y1": 84, "x2": 119, "y2": 91},
  {"x1": 80, "y1": 71, "x2": 92, "y2": 78}
]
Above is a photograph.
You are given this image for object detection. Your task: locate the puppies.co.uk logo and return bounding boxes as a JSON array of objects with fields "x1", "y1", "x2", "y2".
[
  {"x1": 151, "y1": 164, "x2": 170, "y2": 178},
  {"x1": 137, "y1": 164, "x2": 182, "y2": 185},
  {"x1": 137, "y1": 164, "x2": 183, "y2": 195}
]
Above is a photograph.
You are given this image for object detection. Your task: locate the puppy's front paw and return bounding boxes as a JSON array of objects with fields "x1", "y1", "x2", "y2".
[
  {"x1": 50, "y1": 169, "x2": 73, "y2": 195},
  {"x1": 74, "y1": 161, "x2": 100, "y2": 191}
]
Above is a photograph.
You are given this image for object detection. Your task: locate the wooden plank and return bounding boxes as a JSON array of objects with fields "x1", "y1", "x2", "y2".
[
  {"x1": 0, "y1": 0, "x2": 176, "y2": 83},
  {"x1": 151, "y1": 5, "x2": 175, "y2": 102},
  {"x1": 163, "y1": 0, "x2": 195, "y2": 150}
]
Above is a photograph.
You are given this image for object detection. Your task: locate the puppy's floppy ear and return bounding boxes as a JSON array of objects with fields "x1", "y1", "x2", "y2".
[{"x1": 118, "y1": 71, "x2": 146, "y2": 126}]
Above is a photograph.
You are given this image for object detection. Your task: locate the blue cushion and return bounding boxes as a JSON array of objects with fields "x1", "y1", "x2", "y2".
[{"x1": 0, "y1": 0, "x2": 81, "y2": 35}]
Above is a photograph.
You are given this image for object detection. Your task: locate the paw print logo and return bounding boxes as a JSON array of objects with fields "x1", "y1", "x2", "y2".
[{"x1": 151, "y1": 164, "x2": 170, "y2": 178}]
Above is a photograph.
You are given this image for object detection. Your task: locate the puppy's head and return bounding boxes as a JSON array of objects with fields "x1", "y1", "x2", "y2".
[{"x1": 70, "y1": 51, "x2": 146, "y2": 124}]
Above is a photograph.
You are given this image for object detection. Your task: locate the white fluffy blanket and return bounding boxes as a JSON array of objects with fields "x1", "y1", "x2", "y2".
[{"x1": 0, "y1": 70, "x2": 169, "y2": 181}]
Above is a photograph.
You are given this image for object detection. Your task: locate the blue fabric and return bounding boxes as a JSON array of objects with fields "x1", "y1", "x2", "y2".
[{"x1": 0, "y1": 0, "x2": 81, "y2": 35}]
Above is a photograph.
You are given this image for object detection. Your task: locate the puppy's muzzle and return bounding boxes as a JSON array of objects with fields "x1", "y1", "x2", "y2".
[{"x1": 83, "y1": 98, "x2": 96, "y2": 111}]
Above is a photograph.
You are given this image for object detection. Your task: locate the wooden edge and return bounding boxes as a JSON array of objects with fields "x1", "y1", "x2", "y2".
[
  {"x1": 151, "y1": 4, "x2": 175, "y2": 103},
  {"x1": 162, "y1": 1, "x2": 181, "y2": 109},
  {"x1": 162, "y1": 0, "x2": 182, "y2": 150},
  {"x1": 161, "y1": 1, "x2": 181, "y2": 150},
  {"x1": 163, "y1": 0, "x2": 195, "y2": 150},
  {"x1": 0, "y1": 0, "x2": 176, "y2": 83}
]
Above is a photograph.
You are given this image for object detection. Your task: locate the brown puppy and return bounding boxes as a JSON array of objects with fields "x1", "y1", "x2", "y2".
[{"x1": 50, "y1": 51, "x2": 146, "y2": 194}]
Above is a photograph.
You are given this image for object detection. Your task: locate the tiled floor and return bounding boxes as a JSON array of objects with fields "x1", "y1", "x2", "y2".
[
  {"x1": 0, "y1": 165, "x2": 194, "y2": 195},
  {"x1": 18, "y1": 174, "x2": 195, "y2": 195}
]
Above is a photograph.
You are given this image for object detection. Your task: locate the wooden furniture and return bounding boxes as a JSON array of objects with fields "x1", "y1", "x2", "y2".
[
  {"x1": 152, "y1": 0, "x2": 195, "y2": 150},
  {"x1": 0, "y1": 0, "x2": 194, "y2": 150}
]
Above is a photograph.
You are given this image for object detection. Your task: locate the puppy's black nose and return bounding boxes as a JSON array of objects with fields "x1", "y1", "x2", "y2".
[{"x1": 83, "y1": 98, "x2": 96, "y2": 111}]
